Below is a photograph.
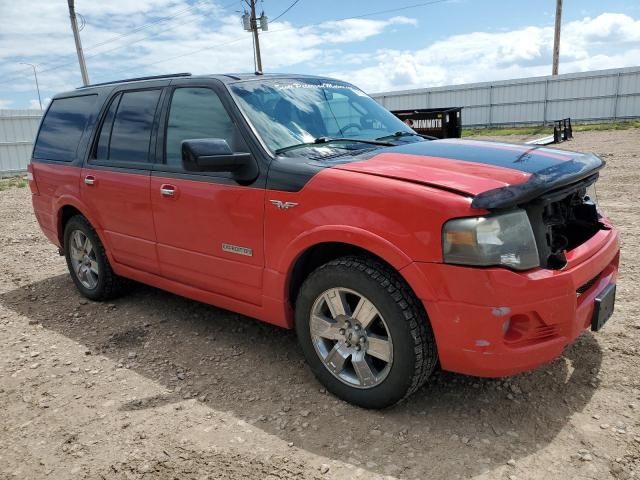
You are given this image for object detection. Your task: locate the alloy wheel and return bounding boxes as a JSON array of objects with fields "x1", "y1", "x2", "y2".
[
  {"x1": 69, "y1": 230, "x2": 99, "y2": 290},
  {"x1": 309, "y1": 287, "x2": 393, "y2": 389}
]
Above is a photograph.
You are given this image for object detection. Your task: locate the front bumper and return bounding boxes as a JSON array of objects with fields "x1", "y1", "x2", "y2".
[{"x1": 402, "y1": 227, "x2": 620, "y2": 377}]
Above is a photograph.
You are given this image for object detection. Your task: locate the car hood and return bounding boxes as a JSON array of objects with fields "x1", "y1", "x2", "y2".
[{"x1": 333, "y1": 139, "x2": 604, "y2": 209}]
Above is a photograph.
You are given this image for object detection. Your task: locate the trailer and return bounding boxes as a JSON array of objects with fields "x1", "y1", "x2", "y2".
[
  {"x1": 525, "y1": 118, "x2": 573, "y2": 145},
  {"x1": 390, "y1": 107, "x2": 462, "y2": 139}
]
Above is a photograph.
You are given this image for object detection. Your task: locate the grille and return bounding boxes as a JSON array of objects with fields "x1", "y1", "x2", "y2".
[{"x1": 576, "y1": 272, "x2": 601, "y2": 297}]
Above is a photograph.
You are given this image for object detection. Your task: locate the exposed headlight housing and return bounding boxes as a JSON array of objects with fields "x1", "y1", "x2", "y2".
[
  {"x1": 585, "y1": 183, "x2": 600, "y2": 214},
  {"x1": 442, "y1": 209, "x2": 540, "y2": 271}
]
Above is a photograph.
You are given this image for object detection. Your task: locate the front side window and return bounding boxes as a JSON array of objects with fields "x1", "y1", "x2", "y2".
[
  {"x1": 33, "y1": 95, "x2": 97, "y2": 161},
  {"x1": 165, "y1": 87, "x2": 237, "y2": 165},
  {"x1": 94, "y1": 89, "x2": 161, "y2": 163},
  {"x1": 230, "y1": 78, "x2": 413, "y2": 153}
]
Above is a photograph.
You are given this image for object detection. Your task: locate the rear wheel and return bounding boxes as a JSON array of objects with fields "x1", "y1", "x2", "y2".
[
  {"x1": 63, "y1": 215, "x2": 123, "y2": 301},
  {"x1": 295, "y1": 256, "x2": 437, "y2": 408}
]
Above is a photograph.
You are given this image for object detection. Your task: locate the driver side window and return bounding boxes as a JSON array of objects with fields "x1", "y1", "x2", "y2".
[{"x1": 165, "y1": 87, "x2": 239, "y2": 166}]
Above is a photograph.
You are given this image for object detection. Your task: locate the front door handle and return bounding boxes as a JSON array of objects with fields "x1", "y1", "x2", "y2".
[
  {"x1": 84, "y1": 175, "x2": 96, "y2": 186},
  {"x1": 160, "y1": 184, "x2": 177, "y2": 197}
]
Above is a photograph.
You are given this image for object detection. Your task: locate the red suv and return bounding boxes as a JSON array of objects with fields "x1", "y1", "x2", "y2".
[{"x1": 29, "y1": 73, "x2": 619, "y2": 408}]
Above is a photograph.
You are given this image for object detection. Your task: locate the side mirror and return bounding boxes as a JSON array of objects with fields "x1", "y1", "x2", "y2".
[{"x1": 181, "y1": 138, "x2": 258, "y2": 182}]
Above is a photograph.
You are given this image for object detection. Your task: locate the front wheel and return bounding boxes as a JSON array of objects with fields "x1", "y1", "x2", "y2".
[{"x1": 295, "y1": 256, "x2": 437, "y2": 409}]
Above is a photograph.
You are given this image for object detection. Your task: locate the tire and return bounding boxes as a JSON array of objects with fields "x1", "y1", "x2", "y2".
[
  {"x1": 63, "y1": 215, "x2": 124, "y2": 301},
  {"x1": 295, "y1": 256, "x2": 437, "y2": 409}
]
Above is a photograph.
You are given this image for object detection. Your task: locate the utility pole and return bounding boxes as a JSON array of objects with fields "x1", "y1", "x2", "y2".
[
  {"x1": 20, "y1": 62, "x2": 43, "y2": 110},
  {"x1": 67, "y1": 0, "x2": 90, "y2": 85},
  {"x1": 242, "y1": 0, "x2": 268, "y2": 73},
  {"x1": 552, "y1": 0, "x2": 562, "y2": 76},
  {"x1": 250, "y1": 0, "x2": 263, "y2": 73}
]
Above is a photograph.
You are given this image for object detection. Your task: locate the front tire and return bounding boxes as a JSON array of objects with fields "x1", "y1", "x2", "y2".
[
  {"x1": 63, "y1": 215, "x2": 123, "y2": 301},
  {"x1": 295, "y1": 256, "x2": 437, "y2": 409}
]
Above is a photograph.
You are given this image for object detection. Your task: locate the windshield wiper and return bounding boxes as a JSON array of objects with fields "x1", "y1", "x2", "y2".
[
  {"x1": 375, "y1": 131, "x2": 437, "y2": 141},
  {"x1": 275, "y1": 137, "x2": 394, "y2": 155}
]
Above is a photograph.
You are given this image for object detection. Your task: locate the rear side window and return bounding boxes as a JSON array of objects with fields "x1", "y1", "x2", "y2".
[
  {"x1": 94, "y1": 89, "x2": 161, "y2": 163},
  {"x1": 95, "y1": 94, "x2": 121, "y2": 160},
  {"x1": 33, "y1": 95, "x2": 97, "y2": 161}
]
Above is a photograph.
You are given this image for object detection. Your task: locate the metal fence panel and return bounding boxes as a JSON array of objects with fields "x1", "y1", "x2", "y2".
[
  {"x1": 372, "y1": 66, "x2": 640, "y2": 127},
  {"x1": 0, "y1": 109, "x2": 42, "y2": 175}
]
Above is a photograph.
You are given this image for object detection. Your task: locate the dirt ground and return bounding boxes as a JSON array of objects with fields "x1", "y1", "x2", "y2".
[{"x1": 0, "y1": 129, "x2": 638, "y2": 480}]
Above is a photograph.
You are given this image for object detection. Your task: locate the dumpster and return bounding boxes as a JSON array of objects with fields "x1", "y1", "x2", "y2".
[{"x1": 390, "y1": 107, "x2": 462, "y2": 138}]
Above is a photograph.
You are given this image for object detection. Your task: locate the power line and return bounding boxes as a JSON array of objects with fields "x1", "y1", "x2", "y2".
[
  {"x1": 4, "y1": 0, "x2": 452, "y2": 87},
  {"x1": 36, "y1": 1, "x2": 211, "y2": 70},
  {"x1": 128, "y1": 0, "x2": 453, "y2": 68},
  {"x1": 2, "y1": 0, "x2": 229, "y2": 85},
  {"x1": 271, "y1": 0, "x2": 301, "y2": 22},
  {"x1": 311, "y1": 0, "x2": 450, "y2": 24},
  {"x1": 83, "y1": 1, "x2": 206, "y2": 51}
]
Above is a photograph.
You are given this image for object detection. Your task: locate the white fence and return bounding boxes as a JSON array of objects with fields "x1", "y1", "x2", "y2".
[
  {"x1": 2, "y1": 67, "x2": 639, "y2": 174},
  {"x1": 0, "y1": 109, "x2": 42, "y2": 177},
  {"x1": 372, "y1": 66, "x2": 640, "y2": 127}
]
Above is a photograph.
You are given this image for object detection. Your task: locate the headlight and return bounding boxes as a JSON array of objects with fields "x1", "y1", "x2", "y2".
[{"x1": 442, "y1": 209, "x2": 539, "y2": 270}]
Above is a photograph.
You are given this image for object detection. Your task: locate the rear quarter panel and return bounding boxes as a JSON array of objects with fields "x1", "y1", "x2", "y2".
[{"x1": 31, "y1": 163, "x2": 82, "y2": 247}]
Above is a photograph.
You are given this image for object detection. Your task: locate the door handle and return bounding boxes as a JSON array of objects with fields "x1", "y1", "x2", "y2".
[
  {"x1": 84, "y1": 175, "x2": 96, "y2": 186},
  {"x1": 160, "y1": 184, "x2": 177, "y2": 197}
]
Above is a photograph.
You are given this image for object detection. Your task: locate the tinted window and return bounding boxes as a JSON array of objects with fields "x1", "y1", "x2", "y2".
[
  {"x1": 95, "y1": 94, "x2": 121, "y2": 160},
  {"x1": 317, "y1": 92, "x2": 368, "y2": 137},
  {"x1": 33, "y1": 95, "x2": 97, "y2": 161},
  {"x1": 230, "y1": 79, "x2": 411, "y2": 152},
  {"x1": 106, "y1": 90, "x2": 161, "y2": 163},
  {"x1": 165, "y1": 88, "x2": 236, "y2": 165}
]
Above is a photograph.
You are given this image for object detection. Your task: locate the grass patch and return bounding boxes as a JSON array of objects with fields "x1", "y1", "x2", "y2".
[
  {"x1": 463, "y1": 120, "x2": 640, "y2": 137},
  {"x1": 573, "y1": 120, "x2": 640, "y2": 132},
  {"x1": 0, "y1": 176, "x2": 28, "y2": 192},
  {"x1": 463, "y1": 125, "x2": 552, "y2": 137}
]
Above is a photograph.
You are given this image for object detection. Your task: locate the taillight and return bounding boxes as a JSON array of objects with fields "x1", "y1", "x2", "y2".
[{"x1": 27, "y1": 163, "x2": 39, "y2": 195}]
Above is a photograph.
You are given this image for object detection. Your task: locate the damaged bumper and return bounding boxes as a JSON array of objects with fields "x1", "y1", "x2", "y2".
[{"x1": 402, "y1": 226, "x2": 620, "y2": 377}]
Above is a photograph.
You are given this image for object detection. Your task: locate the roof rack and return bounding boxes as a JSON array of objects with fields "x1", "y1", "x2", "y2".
[{"x1": 77, "y1": 72, "x2": 192, "y2": 89}]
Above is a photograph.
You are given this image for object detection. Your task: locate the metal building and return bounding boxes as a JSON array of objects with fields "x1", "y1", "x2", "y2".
[
  {"x1": 0, "y1": 109, "x2": 42, "y2": 177},
  {"x1": 372, "y1": 66, "x2": 640, "y2": 127}
]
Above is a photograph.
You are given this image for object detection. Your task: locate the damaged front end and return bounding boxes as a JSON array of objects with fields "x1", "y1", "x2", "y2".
[
  {"x1": 525, "y1": 174, "x2": 609, "y2": 269},
  {"x1": 471, "y1": 151, "x2": 608, "y2": 271}
]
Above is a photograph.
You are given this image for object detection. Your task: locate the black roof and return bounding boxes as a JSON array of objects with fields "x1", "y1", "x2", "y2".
[
  {"x1": 53, "y1": 72, "x2": 348, "y2": 100},
  {"x1": 74, "y1": 72, "x2": 335, "y2": 90}
]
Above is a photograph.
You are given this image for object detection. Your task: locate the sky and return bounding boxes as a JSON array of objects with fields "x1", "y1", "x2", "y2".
[{"x1": 1, "y1": 0, "x2": 640, "y2": 109}]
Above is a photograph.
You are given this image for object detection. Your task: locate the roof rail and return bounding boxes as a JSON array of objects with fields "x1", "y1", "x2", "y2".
[{"x1": 77, "y1": 72, "x2": 192, "y2": 89}]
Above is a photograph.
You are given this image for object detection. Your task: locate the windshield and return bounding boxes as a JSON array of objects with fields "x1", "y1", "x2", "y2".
[{"x1": 230, "y1": 78, "x2": 415, "y2": 154}]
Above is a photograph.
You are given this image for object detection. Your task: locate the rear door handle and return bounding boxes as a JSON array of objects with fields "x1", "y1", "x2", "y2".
[
  {"x1": 160, "y1": 184, "x2": 177, "y2": 197},
  {"x1": 84, "y1": 175, "x2": 96, "y2": 186}
]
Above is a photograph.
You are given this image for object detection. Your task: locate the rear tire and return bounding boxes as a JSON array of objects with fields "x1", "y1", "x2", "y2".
[
  {"x1": 63, "y1": 215, "x2": 124, "y2": 301},
  {"x1": 295, "y1": 256, "x2": 437, "y2": 409}
]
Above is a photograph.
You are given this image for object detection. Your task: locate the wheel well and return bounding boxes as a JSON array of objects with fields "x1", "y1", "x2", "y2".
[
  {"x1": 58, "y1": 205, "x2": 83, "y2": 246},
  {"x1": 288, "y1": 242, "x2": 397, "y2": 308}
]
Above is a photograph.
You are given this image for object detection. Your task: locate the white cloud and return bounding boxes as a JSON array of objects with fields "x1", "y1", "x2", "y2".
[
  {"x1": 329, "y1": 13, "x2": 640, "y2": 92},
  {"x1": 28, "y1": 98, "x2": 48, "y2": 110},
  {"x1": 0, "y1": 99, "x2": 13, "y2": 108},
  {"x1": 0, "y1": 3, "x2": 639, "y2": 106}
]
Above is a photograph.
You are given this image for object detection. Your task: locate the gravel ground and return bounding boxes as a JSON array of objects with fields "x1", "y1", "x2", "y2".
[{"x1": 0, "y1": 129, "x2": 638, "y2": 480}]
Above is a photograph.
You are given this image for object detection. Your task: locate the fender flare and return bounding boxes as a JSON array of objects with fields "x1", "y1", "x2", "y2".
[
  {"x1": 53, "y1": 195, "x2": 114, "y2": 263},
  {"x1": 277, "y1": 225, "x2": 413, "y2": 275}
]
